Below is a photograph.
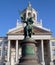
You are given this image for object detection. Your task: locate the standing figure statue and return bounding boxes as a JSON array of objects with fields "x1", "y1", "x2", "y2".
[{"x1": 21, "y1": 16, "x2": 34, "y2": 38}]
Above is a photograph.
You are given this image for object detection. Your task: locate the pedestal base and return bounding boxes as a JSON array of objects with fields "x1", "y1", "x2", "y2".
[
  {"x1": 18, "y1": 38, "x2": 41, "y2": 65},
  {"x1": 19, "y1": 57, "x2": 41, "y2": 65},
  {"x1": 50, "y1": 61, "x2": 54, "y2": 65}
]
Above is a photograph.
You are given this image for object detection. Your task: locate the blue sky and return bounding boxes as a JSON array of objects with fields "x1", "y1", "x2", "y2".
[{"x1": 0, "y1": 0, "x2": 55, "y2": 37}]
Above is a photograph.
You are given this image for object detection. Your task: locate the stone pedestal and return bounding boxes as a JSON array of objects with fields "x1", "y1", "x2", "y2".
[{"x1": 18, "y1": 37, "x2": 41, "y2": 65}]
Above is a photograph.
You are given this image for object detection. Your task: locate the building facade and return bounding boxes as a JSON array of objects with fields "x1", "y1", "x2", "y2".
[{"x1": 0, "y1": 2, "x2": 55, "y2": 65}]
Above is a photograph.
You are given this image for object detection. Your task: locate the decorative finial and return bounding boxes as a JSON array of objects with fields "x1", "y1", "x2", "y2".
[{"x1": 28, "y1": 1, "x2": 31, "y2": 7}]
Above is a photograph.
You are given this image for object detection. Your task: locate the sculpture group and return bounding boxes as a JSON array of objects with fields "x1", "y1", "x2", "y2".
[{"x1": 21, "y1": 16, "x2": 34, "y2": 38}]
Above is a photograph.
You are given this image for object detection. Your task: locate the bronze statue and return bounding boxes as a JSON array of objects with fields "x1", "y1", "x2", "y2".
[{"x1": 21, "y1": 16, "x2": 34, "y2": 38}]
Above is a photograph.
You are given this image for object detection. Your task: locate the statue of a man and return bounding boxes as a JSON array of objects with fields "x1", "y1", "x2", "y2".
[{"x1": 21, "y1": 17, "x2": 34, "y2": 38}]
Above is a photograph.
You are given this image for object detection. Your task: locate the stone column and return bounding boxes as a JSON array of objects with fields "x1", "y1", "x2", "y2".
[
  {"x1": 1, "y1": 41, "x2": 5, "y2": 65},
  {"x1": 16, "y1": 40, "x2": 18, "y2": 63},
  {"x1": 6, "y1": 40, "x2": 10, "y2": 65},
  {"x1": 49, "y1": 40, "x2": 53, "y2": 65},
  {"x1": 41, "y1": 40, "x2": 45, "y2": 65},
  {"x1": 7, "y1": 40, "x2": 10, "y2": 62},
  {"x1": 1, "y1": 41, "x2": 4, "y2": 60}
]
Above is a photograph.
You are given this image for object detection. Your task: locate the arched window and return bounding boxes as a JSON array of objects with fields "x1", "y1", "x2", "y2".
[
  {"x1": 28, "y1": 12, "x2": 31, "y2": 18},
  {"x1": 33, "y1": 13, "x2": 35, "y2": 20}
]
